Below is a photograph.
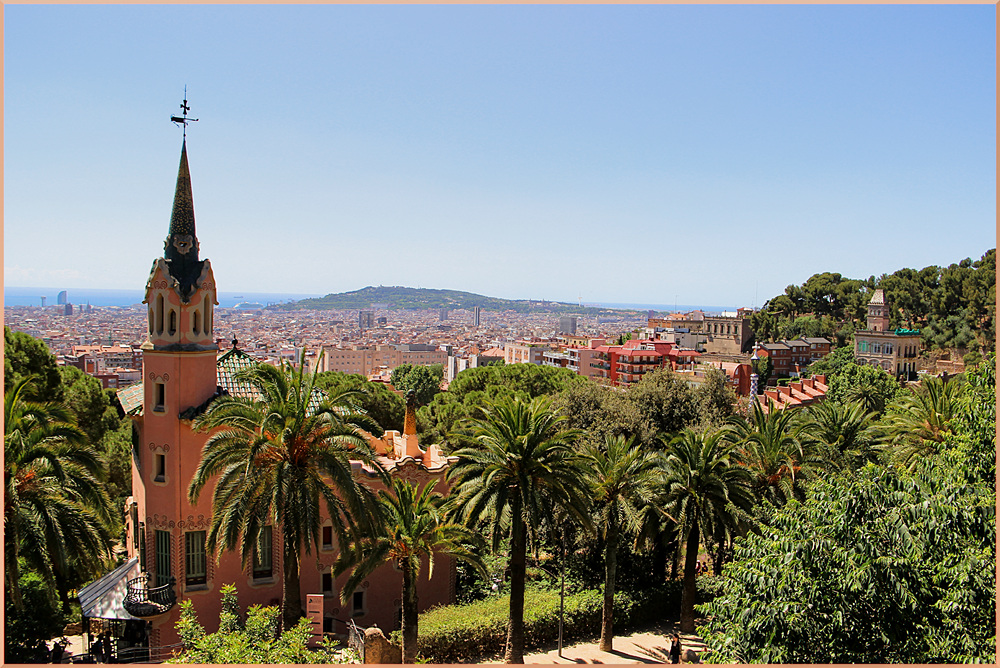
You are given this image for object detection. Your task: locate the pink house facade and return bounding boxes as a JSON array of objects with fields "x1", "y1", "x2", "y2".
[{"x1": 91, "y1": 140, "x2": 456, "y2": 655}]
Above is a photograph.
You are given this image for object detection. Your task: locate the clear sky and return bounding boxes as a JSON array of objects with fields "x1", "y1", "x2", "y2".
[{"x1": 4, "y1": 5, "x2": 995, "y2": 309}]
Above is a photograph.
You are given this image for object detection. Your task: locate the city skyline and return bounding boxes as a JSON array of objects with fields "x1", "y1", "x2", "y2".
[{"x1": 4, "y1": 5, "x2": 995, "y2": 308}]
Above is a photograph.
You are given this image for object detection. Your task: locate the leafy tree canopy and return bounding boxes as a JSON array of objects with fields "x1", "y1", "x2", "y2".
[
  {"x1": 390, "y1": 363, "x2": 443, "y2": 406},
  {"x1": 314, "y1": 371, "x2": 405, "y2": 433},
  {"x1": 825, "y1": 361, "x2": 903, "y2": 415},
  {"x1": 5, "y1": 326, "x2": 63, "y2": 402}
]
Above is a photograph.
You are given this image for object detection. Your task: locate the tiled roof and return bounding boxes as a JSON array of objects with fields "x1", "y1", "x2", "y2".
[
  {"x1": 868, "y1": 288, "x2": 885, "y2": 305},
  {"x1": 216, "y1": 347, "x2": 260, "y2": 400},
  {"x1": 118, "y1": 383, "x2": 144, "y2": 416}
]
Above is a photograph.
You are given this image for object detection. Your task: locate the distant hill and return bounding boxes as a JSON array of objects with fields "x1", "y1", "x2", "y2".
[{"x1": 269, "y1": 286, "x2": 637, "y2": 315}]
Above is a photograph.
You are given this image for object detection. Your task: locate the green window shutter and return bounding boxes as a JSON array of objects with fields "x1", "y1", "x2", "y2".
[
  {"x1": 253, "y1": 526, "x2": 273, "y2": 578},
  {"x1": 185, "y1": 531, "x2": 207, "y2": 586},
  {"x1": 155, "y1": 530, "x2": 172, "y2": 587}
]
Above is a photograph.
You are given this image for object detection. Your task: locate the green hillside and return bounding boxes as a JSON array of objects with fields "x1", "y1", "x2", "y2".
[{"x1": 270, "y1": 286, "x2": 635, "y2": 315}]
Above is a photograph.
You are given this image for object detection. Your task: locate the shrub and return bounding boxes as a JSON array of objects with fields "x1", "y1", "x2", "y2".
[{"x1": 415, "y1": 579, "x2": 723, "y2": 663}]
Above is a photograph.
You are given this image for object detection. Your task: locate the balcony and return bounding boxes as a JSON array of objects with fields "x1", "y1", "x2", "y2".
[{"x1": 123, "y1": 574, "x2": 177, "y2": 618}]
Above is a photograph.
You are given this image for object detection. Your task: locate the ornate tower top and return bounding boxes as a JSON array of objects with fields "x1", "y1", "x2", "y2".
[{"x1": 163, "y1": 92, "x2": 204, "y2": 301}]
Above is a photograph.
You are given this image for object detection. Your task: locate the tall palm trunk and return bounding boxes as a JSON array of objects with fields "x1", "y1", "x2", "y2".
[
  {"x1": 5, "y1": 532, "x2": 23, "y2": 611},
  {"x1": 505, "y1": 500, "x2": 527, "y2": 664},
  {"x1": 282, "y1": 544, "x2": 303, "y2": 632},
  {"x1": 680, "y1": 523, "x2": 700, "y2": 633},
  {"x1": 401, "y1": 560, "x2": 419, "y2": 663},
  {"x1": 599, "y1": 509, "x2": 619, "y2": 652}
]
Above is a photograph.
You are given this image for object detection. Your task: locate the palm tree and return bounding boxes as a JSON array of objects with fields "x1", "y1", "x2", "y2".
[
  {"x1": 886, "y1": 375, "x2": 963, "y2": 467},
  {"x1": 334, "y1": 478, "x2": 484, "y2": 663},
  {"x1": 803, "y1": 400, "x2": 883, "y2": 471},
  {"x1": 661, "y1": 429, "x2": 754, "y2": 633},
  {"x1": 447, "y1": 396, "x2": 592, "y2": 663},
  {"x1": 189, "y1": 358, "x2": 385, "y2": 630},
  {"x1": 4, "y1": 377, "x2": 113, "y2": 610},
  {"x1": 582, "y1": 435, "x2": 662, "y2": 652},
  {"x1": 723, "y1": 399, "x2": 814, "y2": 506}
]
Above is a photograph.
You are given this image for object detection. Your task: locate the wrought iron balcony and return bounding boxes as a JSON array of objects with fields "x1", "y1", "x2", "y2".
[{"x1": 123, "y1": 574, "x2": 177, "y2": 618}]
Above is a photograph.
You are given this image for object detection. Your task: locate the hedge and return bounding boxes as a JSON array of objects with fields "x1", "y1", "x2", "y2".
[{"x1": 413, "y1": 577, "x2": 724, "y2": 663}]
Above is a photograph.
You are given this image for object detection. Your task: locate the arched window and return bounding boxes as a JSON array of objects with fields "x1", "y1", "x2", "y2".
[
  {"x1": 168, "y1": 310, "x2": 177, "y2": 336},
  {"x1": 204, "y1": 296, "x2": 212, "y2": 335},
  {"x1": 156, "y1": 294, "x2": 164, "y2": 335},
  {"x1": 192, "y1": 310, "x2": 201, "y2": 335},
  {"x1": 148, "y1": 305, "x2": 154, "y2": 334},
  {"x1": 885, "y1": 344, "x2": 892, "y2": 355}
]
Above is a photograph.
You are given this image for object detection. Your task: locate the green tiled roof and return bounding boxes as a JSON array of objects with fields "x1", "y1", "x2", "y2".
[
  {"x1": 216, "y1": 347, "x2": 260, "y2": 400},
  {"x1": 117, "y1": 383, "x2": 145, "y2": 416}
]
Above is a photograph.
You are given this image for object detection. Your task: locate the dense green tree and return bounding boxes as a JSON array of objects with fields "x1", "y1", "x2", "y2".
[
  {"x1": 5, "y1": 326, "x2": 64, "y2": 402},
  {"x1": 334, "y1": 479, "x2": 484, "y2": 663},
  {"x1": 447, "y1": 396, "x2": 592, "y2": 663},
  {"x1": 805, "y1": 344, "x2": 855, "y2": 377},
  {"x1": 314, "y1": 371, "x2": 404, "y2": 433},
  {"x1": 693, "y1": 366, "x2": 738, "y2": 428},
  {"x1": 581, "y1": 435, "x2": 662, "y2": 651},
  {"x1": 5, "y1": 377, "x2": 113, "y2": 611},
  {"x1": 189, "y1": 359, "x2": 384, "y2": 630},
  {"x1": 825, "y1": 362, "x2": 903, "y2": 415},
  {"x1": 699, "y1": 362, "x2": 995, "y2": 663},
  {"x1": 58, "y1": 366, "x2": 121, "y2": 445},
  {"x1": 699, "y1": 460, "x2": 995, "y2": 663},
  {"x1": 391, "y1": 364, "x2": 443, "y2": 406},
  {"x1": 4, "y1": 566, "x2": 71, "y2": 663},
  {"x1": 661, "y1": 429, "x2": 753, "y2": 633},
  {"x1": 628, "y1": 368, "x2": 699, "y2": 437},
  {"x1": 555, "y1": 380, "x2": 651, "y2": 447}
]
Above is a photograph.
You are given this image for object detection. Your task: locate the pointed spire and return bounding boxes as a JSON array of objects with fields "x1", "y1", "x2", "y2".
[
  {"x1": 168, "y1": 141, "x2": 197, "y2": 242},
  {"x1": 163, "y1": 140, "x2": 205, "y2": 301}
]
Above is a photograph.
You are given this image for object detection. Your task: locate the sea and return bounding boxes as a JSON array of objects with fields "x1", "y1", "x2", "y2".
[
  {"x1": 4, "y1": 288, "x2": 741, "y2": 314},
  {"x1": 3, "y1": 287, "x2": 323, "y2": 309}
]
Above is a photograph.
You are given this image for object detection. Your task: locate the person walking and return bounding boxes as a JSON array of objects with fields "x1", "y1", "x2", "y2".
[{"x1": 669, "y1": 633, "x2": 682, "y2": 664}]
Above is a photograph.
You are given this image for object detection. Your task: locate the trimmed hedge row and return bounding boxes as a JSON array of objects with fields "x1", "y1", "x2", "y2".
[{"x1": 414, "y1": 577, "x2": 723, "y2": 663}]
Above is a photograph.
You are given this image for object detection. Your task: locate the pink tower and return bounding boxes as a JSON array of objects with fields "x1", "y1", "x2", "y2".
[{"x1": 115, "y1": 137, "x2": 456, "y2": 652}]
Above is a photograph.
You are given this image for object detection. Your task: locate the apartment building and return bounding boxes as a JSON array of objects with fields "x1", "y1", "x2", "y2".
[
  {"x1": 753, "y1": 337, "x2": 832, "y2": 377},
  {"x1": 317, "y1": 343, "x2": 446, "y2": 376}
]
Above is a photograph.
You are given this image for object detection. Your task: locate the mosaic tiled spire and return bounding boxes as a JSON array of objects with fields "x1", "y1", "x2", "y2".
[{"x1": 163, "y1": 141, "x2": 205, "y2": 300}]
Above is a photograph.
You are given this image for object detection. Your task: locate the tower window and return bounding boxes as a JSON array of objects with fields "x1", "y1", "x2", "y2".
[
  {"x1": 156, "y1": 295, "x2": 164, "y2": 335},
  {"x1": 322, "y1": 571, "x2": 333, "y2": 595},
  {"x1": 204, "y1": 296, "x2": 213, "y2": 335},
  {"x1": 154, "y1": 454, "x2": 166, "y2": 482},
  {"x1": 322, "y1": 526, "x2": 333, "y2": 550},
  {"x1": 253, "y1": 526, "x2": 273, "y2": 579},
  {"x1": 192, "y1": 310, "x2": 201, "y2": 335},
  {"x1": 168, "y1": 310, "x2": 177, "y2": 336},
  {"x1": 155, "y1": 530, "x2": 172, "y2": 587},
  {"x1": 185, "y1": 531, "x2": 207, "y2": 586},
  {"x1": 352, "y1": 591, "x2": 365, "y2": 615},
  {"x1": 154, "y1": 382, "x2": 166, "y2": 412}
]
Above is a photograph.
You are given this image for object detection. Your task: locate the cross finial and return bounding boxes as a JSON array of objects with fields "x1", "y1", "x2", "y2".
[{"x1": 170, "y1": 86, "x2": 199, "y2": 140}]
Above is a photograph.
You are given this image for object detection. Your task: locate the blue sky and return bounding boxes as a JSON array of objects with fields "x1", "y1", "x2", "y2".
[{"x1": 4, "y1": 5, "x2": 995, "y2": 309}]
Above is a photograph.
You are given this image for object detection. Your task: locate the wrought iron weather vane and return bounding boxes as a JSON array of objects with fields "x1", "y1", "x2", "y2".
[{"x1": 170, "y1": 86, "x2": 199, "y2": 139}]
